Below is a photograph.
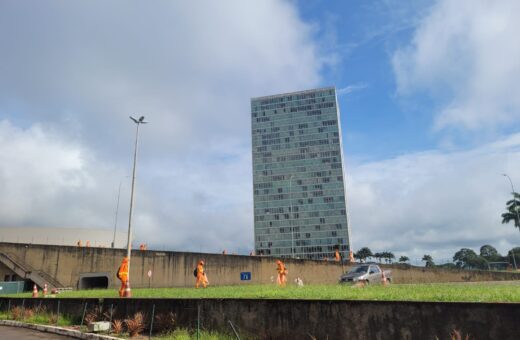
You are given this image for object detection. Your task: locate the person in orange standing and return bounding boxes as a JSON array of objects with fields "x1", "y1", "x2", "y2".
[
  {"x1": 276, "y1": 260, "x2": 287, "y2": 287},
  {"x1": 117, "y1": 257, "x2": 129, "y2": 297},
  {"x1": 195, "y1": 260, "x2": 208, "y2": 288},
  {"x1": 334, "y1": 249, "x2": 341, "y2": 262}
]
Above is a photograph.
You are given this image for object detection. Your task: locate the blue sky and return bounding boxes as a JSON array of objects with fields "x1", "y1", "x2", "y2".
[
  {"x1": 1, "y1": 0, "x2": 520, "y2": 263},
  {"x1": 298, "y1": 0, "x2": 436, "y2": 160}
]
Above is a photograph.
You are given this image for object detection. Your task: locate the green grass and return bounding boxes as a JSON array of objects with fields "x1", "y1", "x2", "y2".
[
  {"x1": 0, "y1": 310, "x2": 73, "y2": 326},
  {"x1": 154, "y1": 328, "x2": 236, "y2": 340},
  {"x1": 3, "y1": 282, "x2": 520, "y2": 302}
]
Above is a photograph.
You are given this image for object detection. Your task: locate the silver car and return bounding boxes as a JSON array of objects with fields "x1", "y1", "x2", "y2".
[{"x1": 339, "y1": 264, "x2": 392, "y2": 285}]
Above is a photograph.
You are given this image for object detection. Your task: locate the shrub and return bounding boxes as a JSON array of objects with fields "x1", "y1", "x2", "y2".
[
  {"x1": 103, "y1": 307, "x2": 116, "y2": 322},
  {"x1": 450, "y1": 329, "x2": 473, "y2": 340},
  {"x1": 49, "y1": 313, "x2": 58, "y2": 325},
  {"x1": 34, "y1": 305, "x2": 46, "y2": 315},
  {"x1": 11, "y1": 306, "x2": 22, "y2": 321},
  {"x1": 84, "y1": 305, "x2": 104, "y2": 325},
  {"x1": 154, "y1": 312, "x2": 177, "y2": 333},
  {"x1": 168, "y1": 328, "x2": 191, "y2": 340},
  {"x1": 23, "y1": 308, "x2": 34, "y2": 320},
  {"x1": 125, "y1": 312, "x2": 145, "y2": 337},
  {"x1": 112, "y1": 319, "x2": 124, "y2": 335}
]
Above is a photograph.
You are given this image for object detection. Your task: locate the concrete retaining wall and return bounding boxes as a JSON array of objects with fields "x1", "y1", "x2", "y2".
[
  {"x1": 1, "y1": 243, "x2": 519, "y2": 289},
  {"x1": 1, "y1": 297, "x2": 519, "y2": 340}
]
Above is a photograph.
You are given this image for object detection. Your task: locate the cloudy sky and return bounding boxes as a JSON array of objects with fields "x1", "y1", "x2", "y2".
[{"x1": 1, "y1": 0, "x2": 519, "y2": 264}]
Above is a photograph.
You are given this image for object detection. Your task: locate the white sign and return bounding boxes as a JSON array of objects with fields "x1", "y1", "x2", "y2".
[{"x1": 147, "y1": 270, "x2": 152, "y2": 278}]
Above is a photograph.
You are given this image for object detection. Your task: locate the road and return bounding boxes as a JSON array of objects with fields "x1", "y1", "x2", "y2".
[{"x1": 0, "y1": 326, "x2": 77, "y2": 340}]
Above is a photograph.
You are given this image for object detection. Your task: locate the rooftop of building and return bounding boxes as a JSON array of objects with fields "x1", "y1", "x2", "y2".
[{"x1": 251, "y1": 86, "x2": 336, "y2": 101}]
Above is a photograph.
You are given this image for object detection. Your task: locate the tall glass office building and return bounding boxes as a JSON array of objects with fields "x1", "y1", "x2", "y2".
[{"x1": 251, "y1": 87, "x2": 351, "y2": 260}]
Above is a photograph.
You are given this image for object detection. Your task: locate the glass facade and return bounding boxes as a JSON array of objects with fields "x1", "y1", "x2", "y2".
[{"x1": 251, "y1": 87, "x2": 351, "y2": 260}]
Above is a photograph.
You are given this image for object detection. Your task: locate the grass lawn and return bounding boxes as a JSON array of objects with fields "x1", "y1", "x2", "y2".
[{"x1": 3, "y1": 282, "x2": 520, "y2": 302}]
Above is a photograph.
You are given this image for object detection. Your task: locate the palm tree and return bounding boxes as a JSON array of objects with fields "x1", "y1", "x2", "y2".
[
  {"x1": 373, "y1": 252, "x2": 383, "y2": 263},
  {"x1": 501, "y1": 192, "x2": 520, "y2": 230},
  {"x1": 386, "y1": 251, "x2": 395, "y2": 264},
  {"x1": 399, "y1": 256, "x2": 409, "y2": 263},
  {"x1": 380, "y1": 251, "x2": 394, "y2": 264}
]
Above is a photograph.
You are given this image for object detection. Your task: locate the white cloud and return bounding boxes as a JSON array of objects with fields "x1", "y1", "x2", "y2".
[
  {"x1": 0, "y1": 120, "x2": 112, "y2": 227},
  {"x1": 348, "y1": 133, "x2": 520, "y2": 263},
  {"x1": 0, "y1": 1, "x2": 327, "y2": 253},
  {"x1": 392, "y1": 0, "x2": 520, "y2": 131},
  {"x1": 337, "y1": 83, "x2": 368, "y2": 96},
  {"x1": 0, "y1": 0, "x2": 325, "y2": 158}
]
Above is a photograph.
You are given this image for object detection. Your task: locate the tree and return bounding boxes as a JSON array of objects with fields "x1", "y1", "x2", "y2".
[
  {"x1": 501, "y1": 192, "x2": 520, "y2": 231},
  {"x1": 354, "y1": 247, "x2": 373, "y2": 263},
  {"x1": 388, "y1": 252, "x2": 395, "y2": 263},
  {"x1": 399, "y1": 256, "x2": 409, "y2": 263},
  {"x1": 508, "y1": 247, "x2": 520, "y2": 267},
  {"x1": 373, "y1": 252, "x2": 383, "y2": 263},
  {"x1": 453, "y1": 248, "x2": 487, "y2": 269},
  {"x1": 381, "y1": 251, "x2": 395, "y2": 264},
  {"x1": 480, "y1": 244, "x2": 500, "y2": 259},
  {"x1": 422, "y1": 254, "x2": 434, "y2": 267}
]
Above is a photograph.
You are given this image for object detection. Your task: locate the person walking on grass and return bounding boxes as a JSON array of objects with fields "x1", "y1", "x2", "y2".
[
  {"x1": 276, "y1": 260, "x2": 287, "y2": 287},
  {"x1": 334, "y1": 249, "x2": 341, "y2": 262},
  {"x1": 195, "y1": 260, "x2": 208, "y2": 288},
  {"x1": 117, "y1": 257, "x2": 129, "y2": 297}
]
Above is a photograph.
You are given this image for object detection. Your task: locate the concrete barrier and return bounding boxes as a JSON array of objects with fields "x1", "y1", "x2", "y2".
[
  {"x1": 1, "y1": 242, "x2": 519, "y2": 289},
  {"x1": 1, "y1": 297, "x2": 519, "y2": 339}
]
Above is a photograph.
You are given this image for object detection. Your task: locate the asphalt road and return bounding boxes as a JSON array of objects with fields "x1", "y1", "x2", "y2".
[{"x1": 0, "y1": 326, "x2": 77, "y2": 340}]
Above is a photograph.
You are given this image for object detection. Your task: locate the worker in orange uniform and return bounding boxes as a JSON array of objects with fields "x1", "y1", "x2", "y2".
[
  {"x1": 117, "y1": 257, "x2": 129, "y2": 297},
  {"x1": 334, "y1": 249, "x2": 341, "y2": 262},
  {"x1": 195, "y1": 260, "x2": 208, "y2": 288},
  {"x1": 276, "y1": 260, "x2": 287, "y2": 287}
]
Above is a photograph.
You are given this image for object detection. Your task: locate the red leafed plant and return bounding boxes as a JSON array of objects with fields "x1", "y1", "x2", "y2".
[{"x1": 125, "y1": 312, "x2": 145, "y2": 337}]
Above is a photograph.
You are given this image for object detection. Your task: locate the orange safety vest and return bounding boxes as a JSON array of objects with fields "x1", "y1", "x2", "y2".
[
  {"x1": 197, "y1": 263, "x2": 204, "y2": 277},
  {"x1": 118, "y1": 258, "x2": 129, "y2": 282},
  {"x1": 277, "y1": 262, "x2": 286, "y2": 274}
]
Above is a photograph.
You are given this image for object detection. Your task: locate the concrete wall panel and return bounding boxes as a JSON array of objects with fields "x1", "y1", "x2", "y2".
[
  {"x1": 2, "y1": 297, "x2": 519, "y2": 339},
  {"x1": 0, "y1": 243, "x2": 519, "y2": 289}
]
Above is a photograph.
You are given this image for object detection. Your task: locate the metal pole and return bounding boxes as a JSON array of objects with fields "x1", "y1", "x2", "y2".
[
  {"x1": 197, "y1": 303, "x2": 200, "y2": 340},
  {"x1": 126, "y1": 120, "x2": 142, "y2": 297},
  {"x1": 109, "y1": 304, "x2": 113, "y2": 332},
  {"x1": 228, "y1": 320, "x2": 241, "y2": 340},
  {"x1": 503, "y1": 174, "x2": 519, "y2": 270},
  {"x1": 81, "y1": 302, "x2": 87, "y2": 327},
  {"x1": 149, "y1": 304, "x2": 155, "y2": 340},
  {"x1": 289, "y1": 174, "x2": 294, "y2": 259},
  {"x1": 112, "y1": 181, "x2": 122, "y2": 248}
]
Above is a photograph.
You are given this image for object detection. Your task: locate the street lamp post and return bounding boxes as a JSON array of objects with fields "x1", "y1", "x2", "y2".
[
  {"x1": 111, "y1": 180, "x2": 123, "y2": 248},
  {"x1": 289, "y1": 175, "x2": 294, "y2": 259},
  {"x1": 124, "y1": 115, "x2": 148, "y2": 297},
  {"x1": 502, "y1": 173, "x2": 518, "y2": 270}
]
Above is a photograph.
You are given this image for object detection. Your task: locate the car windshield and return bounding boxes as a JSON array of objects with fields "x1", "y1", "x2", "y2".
[{"x1": 349, "y1": 265, "x2": 369, "y2": 274}]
